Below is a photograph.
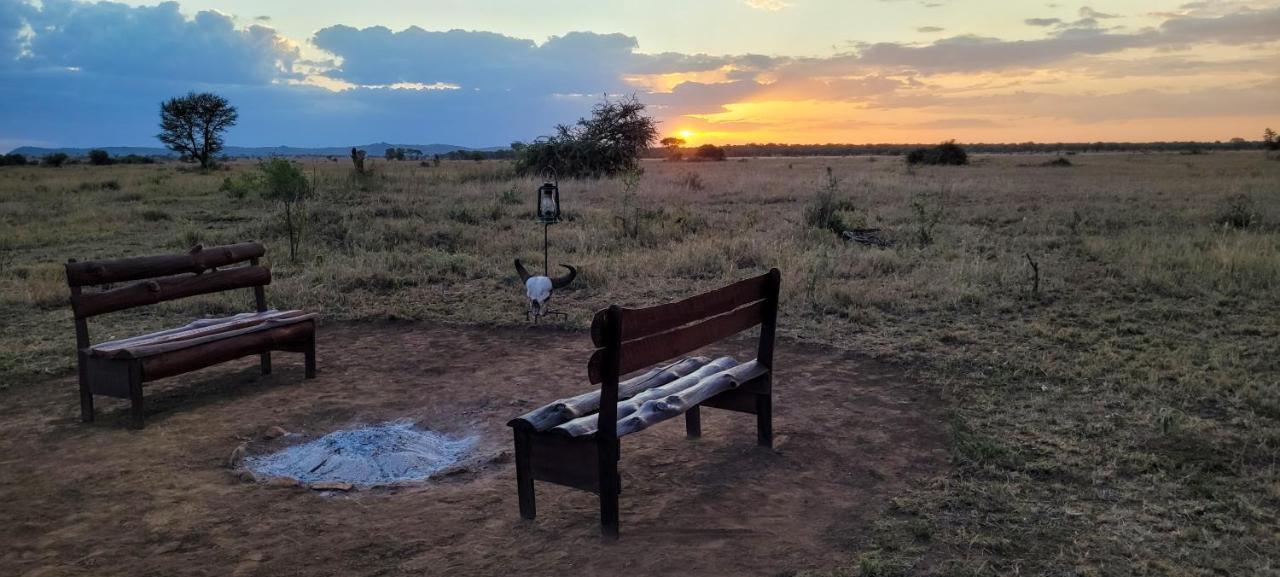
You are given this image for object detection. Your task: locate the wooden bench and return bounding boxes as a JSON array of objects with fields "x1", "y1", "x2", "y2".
[
  {"x1": 508, "y1": 269, "x2": 781, "y2": 537},
  {"x1": 65, "y1": 243, "x2": 317, "y2": 429}
]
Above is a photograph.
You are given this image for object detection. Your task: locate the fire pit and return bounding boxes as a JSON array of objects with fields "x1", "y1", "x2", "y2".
[{"x1": 246, "y1": 420, "x2": 476, "y2": 488}]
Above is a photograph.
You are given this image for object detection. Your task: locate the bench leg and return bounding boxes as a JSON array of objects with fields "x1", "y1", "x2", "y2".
[
  {"x1": 128, "y1": 362, "x2": 145, "y2": 430},
  {"x1": 304, "y1": 337, "x2": 317, "y2": 379},
  {"x1": 599, "y1": 442, "x2": 620, "y2": 538},
  {"x1": 685, "y1": 405, "x2": 701, "y2": 438},
  {"x1": 259, "y1": 352, "x2": 272, "y2": 375},
  {"x1": 514, "y1": 429, "x2": 536, "y2": 520},
  {"x1": 756, "y1": 393, "x2": 773, "y2": 448},
  {"x1": 77, "y1": 353, "x2": 94, "y2": 423}
]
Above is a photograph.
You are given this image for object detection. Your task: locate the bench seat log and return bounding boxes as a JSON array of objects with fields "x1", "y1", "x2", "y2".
[
  {"x1": 66, "y1": 243, "x2": 317, "y2": 429},
  {"x1": 551, "y1": 356, "x2": 740, "y2": 438},
  {"x1": 509, "y1": 268, "x2": 781, "y2": 538},
  {"x1": 510, "y1": 356, "x2": 713, "y2": 433}
]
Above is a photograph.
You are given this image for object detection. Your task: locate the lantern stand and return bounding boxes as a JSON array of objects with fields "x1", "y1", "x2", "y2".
[
  {"x1": 535, "y1": 176, "x2": 562, "y2": 275},
  {"x1": 532, "y1": 176, "x2": 568, "y2": 322}
]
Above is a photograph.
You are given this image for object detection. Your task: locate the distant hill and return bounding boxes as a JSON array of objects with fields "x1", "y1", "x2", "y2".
[{"x1": 7, "y1": 142, "x2": 504, "y2": 158}]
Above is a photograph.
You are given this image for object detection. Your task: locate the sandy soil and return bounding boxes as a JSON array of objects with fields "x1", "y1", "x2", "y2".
[{"x1": 0, "y1": 323, "x2": 947, "y2": 577}]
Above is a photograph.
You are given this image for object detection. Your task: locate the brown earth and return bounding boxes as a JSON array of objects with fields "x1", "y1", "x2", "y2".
[{"x1": 0, "y1": 323, "x2": 947, "y2": 577}]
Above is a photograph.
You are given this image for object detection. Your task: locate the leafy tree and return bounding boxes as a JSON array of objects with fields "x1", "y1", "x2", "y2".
[
  {"x1": 0, "y1": 153, "x2": 27, "y2": 166},
  {"x1": 693, "y1": 144, "x2": 727, "y2": 161},
  {"x1": 42, "y1": 153, "x2": 68, "y2": 167},
  {"x1": 257, "y1": 158, "x2": 312, "y2": 262},
  {"x1": 157, "y1": 92, "x2": 238, "y2": 169},
  {"x1": 1265, "y1": 128, "x2": 1278, "y2": 151},
  {"x1": 88, "y1": 149, "x2": 112, "y2": 165},
  {"x1": 222, "y1": 159, "x2": 312, "y2": 261},
  {"x1": 515, "y1": 95, "x2": 659, "y2": 179}
]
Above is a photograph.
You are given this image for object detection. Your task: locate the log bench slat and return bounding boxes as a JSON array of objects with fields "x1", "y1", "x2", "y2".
[
  {"x1": 66, "y1": 243, "x2": 316, "y2": 428},
  {"x1": 509, "y1": 268, "x2": 781, "y2": 537}
]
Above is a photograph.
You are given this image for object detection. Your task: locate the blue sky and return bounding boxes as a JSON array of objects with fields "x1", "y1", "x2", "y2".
[{"x1": 1, "y1": 0, "x2": 1278, "y2": 150}]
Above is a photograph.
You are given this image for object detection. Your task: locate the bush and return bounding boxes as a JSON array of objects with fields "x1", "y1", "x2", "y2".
[
  {"x1": 42, "y1": 153, "x2": 69, "y2": 167},
  {"x1": 88, "y1": 149, "x2": 112, "y2": 165},
  {"x1": 804, "y1": 167, "x2": 858, "y2": 234},
  {"x1": 1, "y1": 153, "x2": 28, "y2": 166},
  {"x1": 692, "y1": 144, "x2": 727, "y2": 162},
  {"x1": 1042, "y1": 157, "x2": 1073, "y2": 167},
  {"x1": 1218, "y1": 194, "x2": 1256, "y2": 229},
  {"x1": 116, "y1": 154, "x2": 156, "y2": 164},
  {"x1": 906, "y1": 141, "x2": 968, "y2": 166},
  {"x1": 677, "y1": 172, "x2": 705, "y2": 191}
]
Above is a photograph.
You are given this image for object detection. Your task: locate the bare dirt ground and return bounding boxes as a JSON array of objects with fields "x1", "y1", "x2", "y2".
[{"x1": 1, "y1": 323, "x2": 947, "y2": 577}]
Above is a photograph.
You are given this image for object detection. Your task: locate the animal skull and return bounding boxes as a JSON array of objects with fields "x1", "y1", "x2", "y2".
[{"x1": 514, "y1": 259, "x2": 577, "y2": 320}]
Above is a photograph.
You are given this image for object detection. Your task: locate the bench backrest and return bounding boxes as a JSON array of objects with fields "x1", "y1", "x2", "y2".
[
  {"x1": 587, "y1": 268, "x2": 781, "y2": 441},
  {"x1": 65, "y1": 243, "x2": 270, "y2": 348}
]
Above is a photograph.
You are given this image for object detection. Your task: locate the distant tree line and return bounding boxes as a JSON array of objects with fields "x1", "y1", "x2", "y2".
[
  {"x1": 383, "y1": 147, "x2": 425, "y2": 161},
  {"x1": 641, "y1": 139, "x2": 1279, "y2": 158}
]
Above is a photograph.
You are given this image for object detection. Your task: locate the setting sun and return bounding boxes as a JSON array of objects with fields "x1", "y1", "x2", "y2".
[{"x1": 678, "y1": 129, "x2": 695, "y2": 142}]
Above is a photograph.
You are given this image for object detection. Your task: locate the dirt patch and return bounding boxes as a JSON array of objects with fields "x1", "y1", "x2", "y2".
[{"x1": 0, "y1": 323, "x2": 947, "y2": 577}]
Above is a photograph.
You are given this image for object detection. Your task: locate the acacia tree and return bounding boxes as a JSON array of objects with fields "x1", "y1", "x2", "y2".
[
  {"x1": 660, "y1": 136, "x2": 685, "y2": 161},
  {"x1": 1265, "y1": 128, "x2": 1278, "y2": 151},
  {"x1": 515, "y1": 95, "x2": 658, "y2": 179},
  {"x1": 157, "y1": 92, "x2": 238, "y2": 169}
]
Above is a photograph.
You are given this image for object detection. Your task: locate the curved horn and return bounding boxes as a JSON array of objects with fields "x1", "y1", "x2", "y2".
[
  {"x1": 514, "y1": 259, "x2": 531, "y2": 283},
  {"x1": 550, "y1": 264, "x2": 577, "y2": 290}
]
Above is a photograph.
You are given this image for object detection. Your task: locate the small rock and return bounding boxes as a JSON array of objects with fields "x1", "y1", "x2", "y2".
[
  {"x1": 268, "y1": 476, "x2": 301, "y2": 488},
  {"x1": 309, "y1": 481, "x2": 354, "y2": 492},
  {"x1": 227, "y1": 443, "x2": 247, "y2": 469},
  {"x1": 237, "y1": 469, "x2": 257, "y2": 483},
  {"x1": 263, "y1": 426, "x2": 289, "y2": 440}
]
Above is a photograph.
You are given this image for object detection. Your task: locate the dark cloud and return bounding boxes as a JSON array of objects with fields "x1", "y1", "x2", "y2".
[
  {"x1": 1025, "y1": 18, "x2": 1063, "y2": 27},
  {"x1": 917, "y1": 26, "x2": 945, "y2": 33},
  {"x1": 19, "y1": 0, "x2": 297, "y2": 83}
]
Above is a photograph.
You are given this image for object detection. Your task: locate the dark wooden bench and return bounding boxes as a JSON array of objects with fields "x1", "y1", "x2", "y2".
[
  {"x1": 508, "y1": 269, "x2": 781, "y2": 537},
  {"x1": 65, "y1": 243, "x2": 317, "y2": 429}
]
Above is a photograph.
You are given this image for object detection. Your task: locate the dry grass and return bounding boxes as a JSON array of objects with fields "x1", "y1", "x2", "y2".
[{"x1": 1, "y1": 152, "x2": 1278, "y2": 575}]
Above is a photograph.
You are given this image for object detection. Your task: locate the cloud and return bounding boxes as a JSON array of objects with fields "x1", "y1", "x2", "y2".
[
  {"x1": 313, "y1": 26, "x2": 660, "y2": 95},
  {"x1": 917, "y1": 26, "x2": 945, "y2": 33},
  {"x1": 1025, "y1": 18, "x2": 1063, "y2": 27},
  {"x1": 742, "y1": 0, "x2": 791, "y2": 10},
  {"x1": 1078, "y1": 6, "x2": 1119, "y2": 19},
  {"x1": 12, "y1": 0, "x2": 298, "y2": 83},
  {"x1": 854, "y1": 6, "x2": 1280, "y2": 72}
]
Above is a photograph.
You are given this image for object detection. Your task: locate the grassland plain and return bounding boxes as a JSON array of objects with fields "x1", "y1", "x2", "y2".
[{"x1": 1, "y1": 152, "x2": 1277, "y2": 575}]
